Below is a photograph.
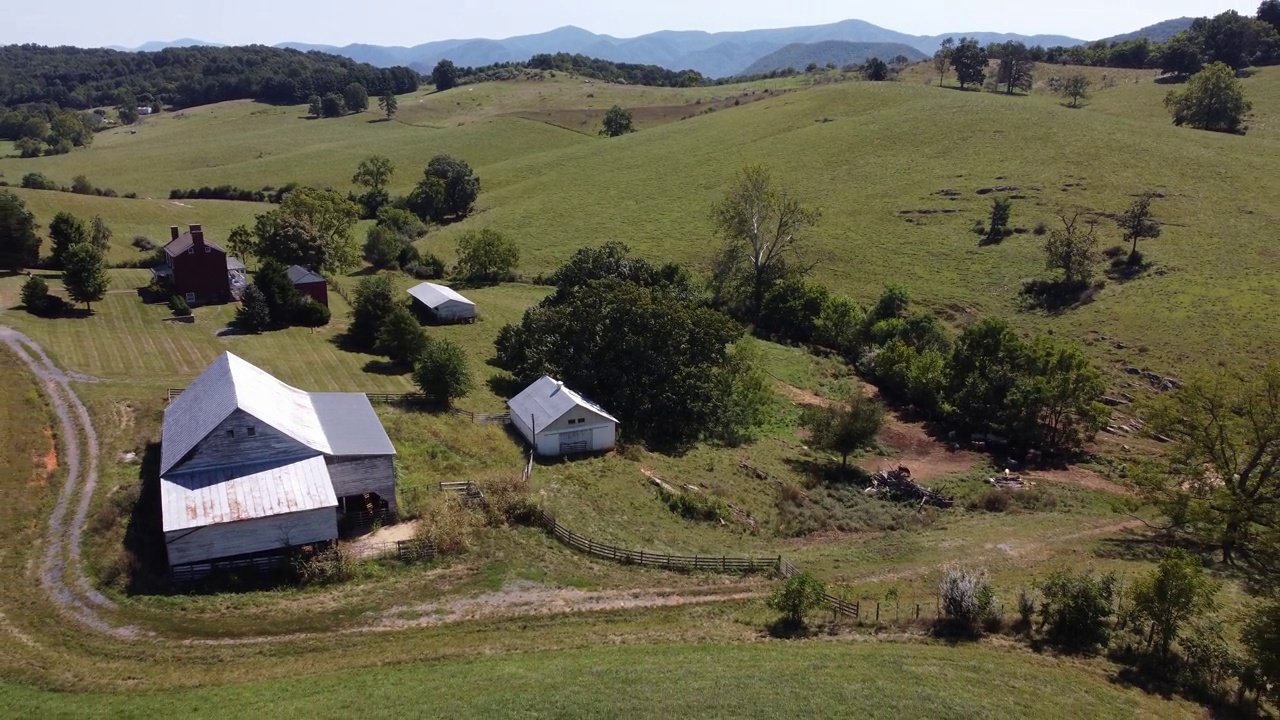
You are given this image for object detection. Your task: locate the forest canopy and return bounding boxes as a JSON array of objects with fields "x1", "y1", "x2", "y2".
[{"x1": 0, "y1": 44, "x2": 419, "y2": 110}]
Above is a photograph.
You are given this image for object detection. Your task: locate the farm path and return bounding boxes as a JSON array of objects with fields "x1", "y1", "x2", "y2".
[{"x1": 0, "y1": 326, "x2": 140, "y2": 639}]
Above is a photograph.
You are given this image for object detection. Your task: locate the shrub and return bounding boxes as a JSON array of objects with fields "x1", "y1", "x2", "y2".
[
  {"x1": 131, "y1": 235, "x2": 156, "y2": 251},
  {"x1": 657, "y1": 485, "x2": 728, "y2": 522},
  {"x1": 70, "y1": 175, "x2": 94, "y2": 195},
  {"x1": 405, "y1": 253, "x2": 446, "y2": 280},
  {"x1": 973, "y1": 489, "x2": 1011, "y2": 512},
  {"x1": 20, "y1": 275, "x2": 49, "y2": 311},
  {"x1": 167, "y1": 294, "x2": 191, "y2": 316},
  {"x1": 1016, "y1": 588, "x2": 1037, "y2": 633},
  {"x1": 768, "y1": 571, "x2": 826, "y2": 629},
  {"x1": 1038, "y1": 570, "x2": 1117, "y2": 653},
  {"x1": 477, "y1": 474, "x2": 537, "y2": 526},
  {"x1": 293, "y1": 299, "x2": 331, "y2": 327},
  {"x1": 413, "y1": 495, "x2": 475, "y2": 555},
  {"x1": 412, "y1": 338, "x2": 474, "y2": 406},
  {"x1": 21, "y1": 172, "x2": 56, "y2": 190},
  {"x1": 295, "y1": 544, "x2": 358, "y2": 585},
  {"x1": 938, "y1": 566, "x2": 995, "y2": 636}
]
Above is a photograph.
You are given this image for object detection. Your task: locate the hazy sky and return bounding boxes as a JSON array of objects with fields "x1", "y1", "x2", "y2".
[{"x1": 3, "y1": 1, "x2": 1262, "y2": 48}]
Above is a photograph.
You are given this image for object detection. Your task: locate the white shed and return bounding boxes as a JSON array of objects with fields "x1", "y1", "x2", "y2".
[
  {"x1": 507, "y1": 376, "x2": 619, "y2": 456},
  {"x1": 406, "y1": 282, "x2": 476, "y2": 323}
]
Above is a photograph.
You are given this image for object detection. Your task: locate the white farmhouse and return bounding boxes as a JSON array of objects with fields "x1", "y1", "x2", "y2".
[
  {"x1": 507, "y1": 376, "x2": 618, "y2": 456},
  {"x1": 406, "y1": 281, "x2": 477, "y2": 323},
  {"x1": 160, "y1": 353, "x2": 396, "y2": 575}
]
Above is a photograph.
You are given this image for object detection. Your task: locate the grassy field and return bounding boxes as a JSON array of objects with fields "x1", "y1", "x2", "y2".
[
  {"x1": 0, "y1": 642, "x2": 1202, "y2": 719},
  {"x1": 4, "y1": 67, "x2": 1276, "y2": 380},
  {"x1": 0, "y1": 63, "x2": 1273, "y2": 716}
]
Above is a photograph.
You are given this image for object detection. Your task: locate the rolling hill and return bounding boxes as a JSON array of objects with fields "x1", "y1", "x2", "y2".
[
  {"x1": 740, "y1": 41, "x2": 926, "y2": 75},
  {"x1": 1099, "y1": 17, "x2": 1196, "y2": 44}
]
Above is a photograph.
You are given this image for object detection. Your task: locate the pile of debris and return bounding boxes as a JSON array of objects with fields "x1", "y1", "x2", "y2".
[
  {"x1": 987, "y1": 469, "x2": 1033, "y2": 489},
  {"x1": 865, "y1": 466, "x2": 954, "y2": 508}
]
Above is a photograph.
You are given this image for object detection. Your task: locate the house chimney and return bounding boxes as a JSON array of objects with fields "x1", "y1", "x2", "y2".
[
  {"x1": 190, "y1": 224, "x2": 204, "y2": 249},
  {"x1": 170, "y1": 226, "x2": 180, "y2": 241}
]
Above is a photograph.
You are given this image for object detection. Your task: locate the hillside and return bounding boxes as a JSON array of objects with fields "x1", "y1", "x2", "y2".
[
  {"x1": 1099, "y1": 17, "x2": 1196, "y2": 44},
  {"x1": 3, "y1": 68, "x2": 1278, "y2": 380},
  {"x1": 739, "y1": 41, "x2": 926, "y2": 75}
]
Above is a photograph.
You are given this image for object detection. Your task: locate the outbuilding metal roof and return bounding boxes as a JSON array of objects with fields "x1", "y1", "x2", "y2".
[
  {"x1": 160, "y1": 455, "x2": 337, "y2": 532},
  {"x1": 407, "y1": 282, "x2": 475, "y2": 309},
  {"x1": 507, "y1": 375, "x2": 619, "y2": 433},
  {"x1": 160, "y1": 352, "x2": 334, "y2": 475},
  {"x1": 286, "y1": 265, "x2": 325, "y2": 285},
  {"x1": 312, "y1": 392, "x2": 397, "y2": 456}
]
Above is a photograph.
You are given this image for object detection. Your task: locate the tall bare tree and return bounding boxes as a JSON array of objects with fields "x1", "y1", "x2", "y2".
[
  {"x1": 933, "y1": 37, "x2": 955, "y2": 86},
  {"x1": 711, "y1": 165, "x2": 820, "y2": 320}
]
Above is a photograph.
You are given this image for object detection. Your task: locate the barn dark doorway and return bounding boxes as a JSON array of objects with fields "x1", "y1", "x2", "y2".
[{"x1": 338, "y1": 492, "x2": 392, "y2": 536}]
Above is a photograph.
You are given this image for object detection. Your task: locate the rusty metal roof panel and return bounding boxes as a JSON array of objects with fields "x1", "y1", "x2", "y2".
[{"x1": 160, "y1": 456, "x2": 336, "y2": 533}]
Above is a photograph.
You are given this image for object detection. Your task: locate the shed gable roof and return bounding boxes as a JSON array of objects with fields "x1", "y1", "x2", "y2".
[
  {"x1": 160, "y1": 353, "x2": 333, "y2": 475},
  {"x1": 407, "y1": 282, "x2": 475, "y2": 309},
  {"x1": 286, "y1": 265, "x2": 325, "y2": 285},
  {"x1": 507, "y1": 376, "x2": 619, "y2": 433}
]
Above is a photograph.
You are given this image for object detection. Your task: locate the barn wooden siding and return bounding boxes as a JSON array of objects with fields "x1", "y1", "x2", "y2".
[
  {"x1": 165, "y1": 507, "x2": 337, "y2": 567},
  {"x1": 326, "y1": 455, "x2": 397, "y2": 514},
  {"x1": 172, "y1": 409, "x2": 312, "y2": 474}
]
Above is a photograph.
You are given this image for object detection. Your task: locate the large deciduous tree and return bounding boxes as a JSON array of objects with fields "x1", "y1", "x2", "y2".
[
  {"x1": 413, "y1": 338, "x2": 473, "y2": 406},
  {"x1": 710, "y1": 164, "x2": 820, "y2": 322},
  {"x1": 995, "y1": 42, "x2": 1033, "y2": 95},
  {"x1": 950, "y1": 38, "x2": 989, "y2": 90},
  {"x1": 343, "y1": 82, "x2": 368, "y2": 112},
  {"x1": 226, "y1": 224, "x2": 255, "y2": 266},
  {"x1": 495, "y1": 277, "x2": 758, "y2": 450},
  {"x1": 0, "y1": 191, "x2": 41, "y2": 272},
  {"x1": 61, "y1": 242, "x2": 108, "y2": 310},
  {"x1": 378, "y1": 91, "x2": 398, "y2": 119},
  {"x1": 1144, "y1": 363, "x2": 1280, "y2": 566},
  {"x1": 48, "y1": 211, "x2": 89, "y2": 268},
  {"x1": 347, "y1": 274, "x2": 398, "y2": 351},
  {"x1": 600, "y1": 105, "x2": 635, "y2": 137},
  {"x1": 1059, "y1": 74, "x2": 1091, "y2": 108},
  {"x1": 407, "y1": 154, "x2": 480, "y2": 222},
  {"x1": 1165, "y1": 62, "x2": 1253, "y2": 134},
  {"x1": 863, "y1": 57, "x2": 890, "y2": 81},
  {"x1": 432, "y1": 59, "x2": 459, "y2": 92},
  {"x1": 454, "y1": 228, "x2": 519, "y2": 284},
  {"x1": 377, "y1": 305, "x2": 429, "y2": 368},
  {"x1": 255, "y1": 187, "x2": 361, "y2": 274}
]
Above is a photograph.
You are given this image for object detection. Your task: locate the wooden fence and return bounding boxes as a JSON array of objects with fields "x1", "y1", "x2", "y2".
[
  {"x1": 778, "y1": 557, "x2": 861, "y2": 620},
  {"x1": 535, "y1": 511, "x2": 778, "y2": 574},
  {"x1": 350, "y1": 538, "x2": 437, "y2": 563}
]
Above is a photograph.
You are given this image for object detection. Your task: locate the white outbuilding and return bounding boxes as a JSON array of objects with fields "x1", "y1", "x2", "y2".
[
  {"x1": 507, "y1": 376, "x2": 619, "y2": 456},
  {"x1": 406, "y1": 282, "x2": 477, "y2": 324}
]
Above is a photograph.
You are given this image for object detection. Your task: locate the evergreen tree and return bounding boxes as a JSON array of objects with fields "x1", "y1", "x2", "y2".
[
  {"x1": 376, "y1": 305, "x2": 428, "y2": 367},
  {"x1": 235, "y1": 285, "x2": 271, "y2": 332},
  {"x1": 48, "y1": 211, "x2": 89, "y2": 268},
  {"x1": 378, "y1": 91, "x2": 398, "y2": 119}
]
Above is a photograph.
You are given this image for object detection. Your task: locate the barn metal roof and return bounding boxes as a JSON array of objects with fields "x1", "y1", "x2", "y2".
[
  {"x1": 311, "y1": 393, "x2": 397, "y2": 456},
  {"x1": 160, "y1": 455, "x2": 337, "y2": 532},
  {"x1": 160, "y1": 353, "x2": 333, "y2": 475},
  {"x1": 286, "y1": 265, "x2": 325, "y2": 285},
  {"x1": 406, "y1": 282, "x2": 475, "y2": 309},
  {"x1": 507, "y1": 375, "x2": 619, "y2": 433}
]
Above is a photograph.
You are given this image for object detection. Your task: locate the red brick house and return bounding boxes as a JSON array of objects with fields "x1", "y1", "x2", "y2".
[
  {"x1": 287, "y1": 265, "x2": 328, "y2": 307},
  {"x1": 152, "y1": 225, "x2": 247, "y2": 305}
]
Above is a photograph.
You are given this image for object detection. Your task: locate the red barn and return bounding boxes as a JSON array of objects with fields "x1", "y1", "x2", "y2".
[
  {"x1": 153, "y1": 225, "x2": 245, "y2": 305},
  {"x1": 287, "y1": 265, "x2": 328, "y2": 307}
]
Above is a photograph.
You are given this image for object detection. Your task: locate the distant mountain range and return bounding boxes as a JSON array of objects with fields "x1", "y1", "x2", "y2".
[
  {"x1": 1098, "y1": 17, "x2": 1196, "y2": 45},
  {"x1": 104, "y1": 17, "x2": 1188, "y2": 79},
  {"x1": 741, "y1": 41, "x2": 927, "y2": 76}
]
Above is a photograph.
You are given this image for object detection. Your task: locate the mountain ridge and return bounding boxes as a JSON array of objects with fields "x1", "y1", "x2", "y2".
[{"x1": 100, "y1": 17, "x2": 1187, "y2": 79}]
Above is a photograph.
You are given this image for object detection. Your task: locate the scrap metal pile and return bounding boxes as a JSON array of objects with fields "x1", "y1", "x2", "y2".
[{"x1": 865, "y1": 466, "x2": 955, "y2": 508}]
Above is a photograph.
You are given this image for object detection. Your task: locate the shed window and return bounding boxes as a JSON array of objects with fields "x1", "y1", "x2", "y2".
[
  {"x1": 247, "y1": 427, "x2": 256, "y2": 436},
  {"x1": 225, "y1": 429, "x2": 234, "y2": 438},
  {"x1": 185, "y1": 292, "x2": 196, "y2": 304}
]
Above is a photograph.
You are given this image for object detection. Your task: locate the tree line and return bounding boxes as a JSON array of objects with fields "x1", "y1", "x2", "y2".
[
  {"x1": 0, "y1": 44, "x2": 419, "y2": 111},
  {"x1": 445, "y1": 52, "x2": 705, "y2": 89}
]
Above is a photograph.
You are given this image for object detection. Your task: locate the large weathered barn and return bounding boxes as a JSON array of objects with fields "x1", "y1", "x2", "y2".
[
  {"x1": 508, "y1": 376, "x2": 618, "y2": 457},
  {"x1": 407, "y1": 281, "x2": 477, "y2": 323},
  {"x1": 160, "y1": 353, "x2": 396, "y2": 572}
]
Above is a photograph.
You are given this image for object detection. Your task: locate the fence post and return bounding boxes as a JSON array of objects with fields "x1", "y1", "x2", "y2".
[{"x1": 876, "y1": 602, "x2": 880, "y2": 623}]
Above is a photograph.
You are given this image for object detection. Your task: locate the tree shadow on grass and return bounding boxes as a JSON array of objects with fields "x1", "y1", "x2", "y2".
[
  {"x1": 1018, "y1": 279, "x2": 1104, "y2": 315},
  {"x1": 365, "y1": 118, "x2": 392, "y2": 124},
  {"x1": 485, "y1": 374, "x2": 524, "y2": 400},
  {"x1": 783, "y1": 457, "x2": 869, "y2": 486},
  {"x1": 362, "y1": 358, "x2": 410, "y2": 377}
]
